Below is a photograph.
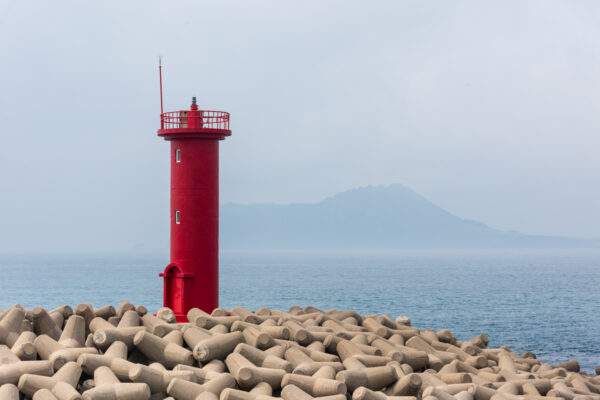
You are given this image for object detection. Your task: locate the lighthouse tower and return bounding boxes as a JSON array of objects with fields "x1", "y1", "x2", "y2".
[{"x1": 157, "y1": 70, "x2": 231, "y2": 321}]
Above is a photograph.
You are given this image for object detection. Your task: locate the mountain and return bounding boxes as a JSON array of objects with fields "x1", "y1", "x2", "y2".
[{"x1": 220, "y1": 184, "x2": 598, "y2": 249}]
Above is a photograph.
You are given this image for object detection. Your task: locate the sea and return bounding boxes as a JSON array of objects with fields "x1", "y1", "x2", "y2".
[{"x1": 1, "y1": 249, "x2": 598, "y2": 373}]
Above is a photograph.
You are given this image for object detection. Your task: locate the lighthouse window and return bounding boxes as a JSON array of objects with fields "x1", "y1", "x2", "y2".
[
  {"x1": 175, "y1": 149, "x2": 181, "y2": 163},
  {"x1": 175, "y1": 211, "x2": 181, "y2": 224}
]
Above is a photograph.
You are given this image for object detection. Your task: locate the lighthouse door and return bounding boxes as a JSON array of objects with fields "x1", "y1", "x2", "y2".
[{"x1": 160, "y1": 264, "x2": 185, "y2": 316}]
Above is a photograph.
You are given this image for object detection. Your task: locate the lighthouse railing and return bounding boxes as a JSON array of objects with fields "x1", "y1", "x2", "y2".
[{"x1": 160, "y1": 110, "x2": 230, "y2": 130}]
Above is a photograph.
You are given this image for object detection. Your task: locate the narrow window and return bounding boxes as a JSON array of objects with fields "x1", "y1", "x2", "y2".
[
  {"x1": 175, "y1": 149, "x2": 181, "y2": 163},
  {"x1": 175, "y1": 210, "x2": 181, "y2": 224}
]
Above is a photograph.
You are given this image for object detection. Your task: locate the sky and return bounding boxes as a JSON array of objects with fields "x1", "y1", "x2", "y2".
[{"x1": 0, "y1": 1, "x2": 599, "y2": 254}]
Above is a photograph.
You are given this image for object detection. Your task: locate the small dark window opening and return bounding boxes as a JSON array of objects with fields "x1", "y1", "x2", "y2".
[
  {"x1": 176, "y1": 149, "x2": 181, "y2": 163},
  {"x1": 175, "y1": 210, "x2": 181, "y2": 224}
]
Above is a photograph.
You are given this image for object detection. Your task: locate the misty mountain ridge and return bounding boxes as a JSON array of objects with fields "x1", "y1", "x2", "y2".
[{"x1": 221, "y1": 184, "x2": 598, "y2": 249}]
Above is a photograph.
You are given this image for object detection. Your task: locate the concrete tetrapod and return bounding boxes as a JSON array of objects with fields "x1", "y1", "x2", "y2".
[
  {"x1": 34, "y1": 334, "x2": 98, "y2": 371},
  {"x1": 133, "y1": 331, "x2": 194, "y2": 368},
  {"x1": 281, "y1": 373, "x2": 347, "y2": 397},
  {"x1": 336, "y1": 365, "x2": 398, "y2": 392},
  {"x1": 32, "y1": 308, "x2": 63, "y2": 341},
  {"x1": 194, "y1": 332, "x2": 244, "y2": 363},
  {"x1": 234, "y1": 343, "x2": 293, "y2": 372},
  {"x1": 11, "y1": 331, "x2": 38, "y2": 360},
  {"x1": 82, "y1": 366, "x2": 150, "y2": 400},
  {"x1": 17, "y1": 360, "x2": 82, "y2": 399},
  {"x1": 0, "y1": 307, "x2": 26, "y2": 347},
  {"x1": 77, "y1": 341, "x2": 135, "y2": 381},
  {"x1": 59, "y1": 316, "x2": 86, "y2": 348},
  {"x1": 129, "y1": 362, "x2": 195, "y2": 394},
  {"x1": 225, "y1": 352, "x2": 286, "y2": 390}
]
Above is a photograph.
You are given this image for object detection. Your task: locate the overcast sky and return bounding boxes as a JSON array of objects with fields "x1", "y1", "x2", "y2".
[{"x1": 0, "y1": 1, "x2": 599, "y2": 254}]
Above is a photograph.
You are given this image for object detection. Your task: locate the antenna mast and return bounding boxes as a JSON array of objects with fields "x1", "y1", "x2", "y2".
[{"x1": 159, "y1": 56, "x2": 164, "y2": 115}]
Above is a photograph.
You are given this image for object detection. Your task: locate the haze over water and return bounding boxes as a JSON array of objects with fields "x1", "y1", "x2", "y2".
[{"x1": 2, "y1": 249, "x2": 598, "y2": 373}]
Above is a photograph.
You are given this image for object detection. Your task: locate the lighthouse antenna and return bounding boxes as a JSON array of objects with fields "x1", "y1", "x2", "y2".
[{"x1": 158, "y1": 56, "x2": 164, "y2": 116}]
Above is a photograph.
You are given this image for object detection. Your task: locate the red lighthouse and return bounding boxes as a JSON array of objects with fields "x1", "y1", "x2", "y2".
[{"x1": 157, "y1": 66, "x2": 231, "y2": 321}]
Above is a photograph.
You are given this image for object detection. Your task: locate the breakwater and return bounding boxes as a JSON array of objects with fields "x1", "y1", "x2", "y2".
[{"x1": 0, "y1": 303, "x2": 598, "y2": 400}]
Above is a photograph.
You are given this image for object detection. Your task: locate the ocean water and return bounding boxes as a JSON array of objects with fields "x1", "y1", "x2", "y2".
[{"x1": 1, "y1": 249, "x2": 598, "y2": 372}]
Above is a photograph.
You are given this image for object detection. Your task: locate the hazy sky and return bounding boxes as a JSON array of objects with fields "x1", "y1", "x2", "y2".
[{"x1": 0, "y1": 1, "x2": 599, "y2": 254}]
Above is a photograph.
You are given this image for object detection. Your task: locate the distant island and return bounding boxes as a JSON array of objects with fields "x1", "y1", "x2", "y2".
[{"x1": 221, "y1": 184, "x2": 598, "y2": 249}]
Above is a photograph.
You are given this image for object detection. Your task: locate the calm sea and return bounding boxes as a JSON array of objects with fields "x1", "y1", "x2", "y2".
[{"x1": 1, "y1": 249, "x2": 598, "y2": 372}]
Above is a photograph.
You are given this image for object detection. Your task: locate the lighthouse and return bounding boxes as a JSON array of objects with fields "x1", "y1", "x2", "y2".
[{"x1": 157, "y1": 66, "x2": 231, "y2": 321}]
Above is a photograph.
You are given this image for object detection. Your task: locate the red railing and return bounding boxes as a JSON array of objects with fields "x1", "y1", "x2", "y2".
[{"x1": 160, "y1": 110, "x2": 230, "y2": 130}]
